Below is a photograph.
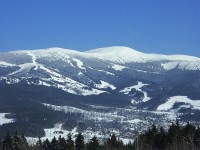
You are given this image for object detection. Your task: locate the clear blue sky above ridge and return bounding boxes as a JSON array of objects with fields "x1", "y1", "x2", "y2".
[{"x1": 0, "y1": 0, "x2": 200, "y2": 57}]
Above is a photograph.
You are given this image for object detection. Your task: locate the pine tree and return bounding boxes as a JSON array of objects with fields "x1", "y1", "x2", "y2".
[
  {"x1": 35, "y1": 137, "x2": 43, "y2": 150},
  {"x1": 42, "y1": 138, "x2": 51, "y2": 150},
  {"x1": 145, "y1": 124, "x2": 158, "y2": 148},
  {"x1": 87, "y1": 136, "x2": 100, "y2": 150},
  {"x1": 155, "y1": 127, "x2": 167, "y2": 149},
  {"x1": 2, "y1": 132, "x2": 12, "y2": 150},
  {"x1": 110, "y1": 134, "x2": 117, "y2": 148},
  {"x1": 66, "y1": 133, "x2": 74, "y2": 150},
  {"x1": 194, "y1": 126, "x2": 200, "y2": 147},
  {"x1": 168, "y1": 122, "x2": 181, "y2": 149},
  {"x1": 183, "y1": 122, "x2": 195, "y2": 149},
  {"x1": 75, "y1": 133, "x2": 84, "y2": 150},
  {"x1": 51, "y1": 137, "x2": 59, "y2": 150},
  {"x1": 13, "y1": 131, "x2": 21, "y2": 150},
  {"x1": 20, "y1": 134, "x2": 29, "y2": 150},
  {"x1": 58, "y1": 136, "x2": 67, "y2": 150}
]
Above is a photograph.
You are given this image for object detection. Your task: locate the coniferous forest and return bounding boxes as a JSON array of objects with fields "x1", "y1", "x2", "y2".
[{"x1": 0, "y1": 122, "x2": 200, "y2": 150}]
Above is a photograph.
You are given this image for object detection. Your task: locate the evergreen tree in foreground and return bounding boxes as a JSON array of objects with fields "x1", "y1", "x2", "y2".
[
  {"x1": 75, "y1": 133, "x2": 84, "y2": 150},
  {"x1": 87, "y1": 136, "x2": 100, "y2": 150},
  {"x1": 2, "y1": 132, "x2": 29, "y2": 150},
  {"x1": 66, "y1": 133, "x2": 75, "y2": 150},
  {"x1": 42, "y1": 138, "x2": 51, "y2": 150},
  {"x1": 1, "y1": 121, "x2": 200, "y2": 150},
  {"x1": 2, "y1": 132, "x2": 12, "y2": 150}
]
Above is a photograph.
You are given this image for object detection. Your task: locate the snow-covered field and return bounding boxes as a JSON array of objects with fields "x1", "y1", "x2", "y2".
[
  {"x1": 0, "y1": 113, "x2": 14, "y2": 125},
  {"x1": 41, "y1": 102, "x2": 179, "y2": 144},
  {"x1": 120, "y1": 82, "x2": 151, "y2": 103},
  {"x1": 43, "y1": 103, "x2": 125, "y2": 122},
  {"x1": 111, "y1": 64, "x2": 127, "y2": 71},
  {"x1": 26, "y1": 123, "x2": 133, "y2": 145},
  {"x1": 94, "y1": 80, "x2": 116, "y2": 90},
  {"x1": 1, "y1": 46, "x2": 200, "y2": 145},
  {"x1": 157, "y1": 96, "x2": 200, "y2": 111}
]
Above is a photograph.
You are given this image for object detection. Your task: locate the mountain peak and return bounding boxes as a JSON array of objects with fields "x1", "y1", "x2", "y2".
[
  {"x1": 86, "y1": 46, "x2": 142, "y2": 55},
  {"x1": 2, "y1": 46, "x2": 200, "y2": 64},
  {"x1": 85, "y1": 46, "x2": 146, "y2": 63}
]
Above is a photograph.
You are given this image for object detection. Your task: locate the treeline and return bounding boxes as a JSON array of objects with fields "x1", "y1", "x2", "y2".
[
  {"x1": 136, "y1": 121, "x2": 200, "y2": 150},
  {"x1": 0, "y1": 132, "x2": 132, "y2": 150},
  {"x1": 1, "y1": 122, "x2": 200, "y2": 150}
]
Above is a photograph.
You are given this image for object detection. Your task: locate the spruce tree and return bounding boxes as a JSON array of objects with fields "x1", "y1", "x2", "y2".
[
  {"x1": 2, "y1": 132, "x2": 12, "y2": 150},
  {"x1": 42, "y1": 139, "x2": 51, "y2": 150},
  {"x1": 155, "y1": 127, "x2": 167, "y2": 149},
  {"x1": 87, "y1": 136, "x2": 100, "y2": 150},
  {"x1": 145, "y1": 124, "x2": 157, "y2": 148},
  {"x1": 51, "y1": 137, "x2": 59, "y2": 150},
  {"x1": 194, "y1": 126, "x2": 200, "y2": 147},
  {"x1": 12, "y1": 133, "x2": 28, "y2": 150},
  {"x1": 66, "y1": 133, "x2": 74, "y2": 150},
  {"x1": 20, "y1": 134, "x2": 29, "y2": 150},
  {"x1": 75, "y1": 133, "x2": 84, "y2": 150},
  {"x1": 58, "y1": 136, "x2": 67, "y2": 150},
  {"x1": 110, "y1": 134, "x2": 117, "y2": 148},
  {"x1": 35, "y1": 137, "x2": 43, "y2": 150},
  {"x1": 183, "y1": 122, "x2": 195, "y2": 149}
]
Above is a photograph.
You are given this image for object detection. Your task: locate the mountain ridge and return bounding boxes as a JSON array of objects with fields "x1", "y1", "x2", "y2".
[
  {"x1": 1, "y1": 46, "x2": 200, "y2": 66},
  {"x1": 0, "y1": 46, "x2": 200, "y2": 141}
]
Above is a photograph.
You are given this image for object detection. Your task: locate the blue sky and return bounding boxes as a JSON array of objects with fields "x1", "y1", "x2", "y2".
[{"x1": 0, "y1": 0, "x2": 200, "y2": 57}]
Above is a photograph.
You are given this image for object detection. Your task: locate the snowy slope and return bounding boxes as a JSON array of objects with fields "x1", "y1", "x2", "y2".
[
  {"x1": 157, "y1": 96, "x2": 200, "y2": 111},
  {"x1": 1, "y1": 46, "x2": 200, "y2": 145},
  {"x1": 0, "y1": 46, "x2": 200, "y2": 71},
  {"x1": 0, "y1": 113, "x2": 14, "y2": 125},
  {"x1": 86, "y1": 46, "x2": 200, "y2": 63},
  {"x1": 0, "y1": 46, "x2": 200, "y2": 96},
  {"x1": 120, "y1": 82, "x2": 151, "y2": 103}
]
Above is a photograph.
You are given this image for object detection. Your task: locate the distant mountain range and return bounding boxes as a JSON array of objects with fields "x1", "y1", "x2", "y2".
[{"x1": 0, "y1": 46, "x2": 200, "y2": 142}]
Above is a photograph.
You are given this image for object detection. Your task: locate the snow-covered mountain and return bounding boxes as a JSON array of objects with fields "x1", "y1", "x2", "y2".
[
  {"x1": 1, "y1": 46, "x2": 200, "y2": 111},
  {"x1": 1, "y1": 46, "x2": 200, "y2": 95},
  {"x1": 0, "y1": 46, "x2": 200, "y2": 141}
]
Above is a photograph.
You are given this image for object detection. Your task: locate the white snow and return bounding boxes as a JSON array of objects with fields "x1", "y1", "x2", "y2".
[
  {"x1": 22, "y1": 64, "x2": 107, "y2": 96},
  {"x1": 72, "y1": 58, "x2": 86, "y2": 70},
  {"x1": 27, "y1": 124, "x2": 79, "y2": 145},
  {"x1": 37, "y1": 80, "x2": 52, "y2": 87},
  {"x1": 86, "y1": 46, "x2": 200, "y2": 63},
  {"x1": 40, "y1": 65, "x2": 62, "y2": 77},
  {"x1": 78, "y1": 72, "x2": 83, "y2": 76},
  {"x1": 27, "y1": 52, "x2": 38, "y2": 70},
  {"x1": 126, "y1": 119, "x2": 144, "y2": 124},
  {"x1": 5, "y1": 46, "x2": 200, "y2": 77},
  {"x1": 43, "y1": 103, "x2": 125, "y2": 122},
  {"x1": 86, "y1": 46, "x2": 147, "y2": 63},
  {"x1": 87, "y1": 67, "x2": 114, "y2": 76},
  {"x1": 161, "y1": 62, "x2": 179, "y2": 70},
  {"x1": 120, "y1": 138, "x2": 133, "y2": 145},
  {"x1": 162, "y1": 61, "x2": 200, "y2": 70},
  {"x1": 111, "y1": 64, "x2": 127, "y2": 71},
  {"x1": 120, "y1": 82, "x2": 151, "y2": 102},
  {"x1": 134, "y1": 69, "x2": 160, "y2": 74},
  {"x1": 95, "y1": 80, "x2": 116, "y2": 90},
  {"x1": 0, "y1": 61, "x2": 15, "y2": 67},
  {"x1": 27, "y1": 123, "x2": 116, "y2": 145},
  {"x1": 9, "y1": 46, "x2": 200, "y2": 65},
  {"x1": 43, "y1": 124, "x2": 77, "y2": 141},
  {"x1": 8, "y1": 52, "x2": 39, "y2": 75},
  {"x1": 157, "y1": 96, "x2": 200, "y2": 111},
  {"x1": 9, "y1": 63, "x2": 35, "y2": 75},
  {"x1": 53, "y1": 76, "x2": 106, "y2": 96},
  {"x1": 0, "y1": 113, "x2": 14, "y2": 125}
]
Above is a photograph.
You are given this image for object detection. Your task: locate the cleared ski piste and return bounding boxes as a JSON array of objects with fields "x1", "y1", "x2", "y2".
[
  {"x1": 0, "y1": 113, "x2": 14, "y2": 125},
  {"x1": 157, "y1": 96, "x2": 200, "y2": 111}
]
